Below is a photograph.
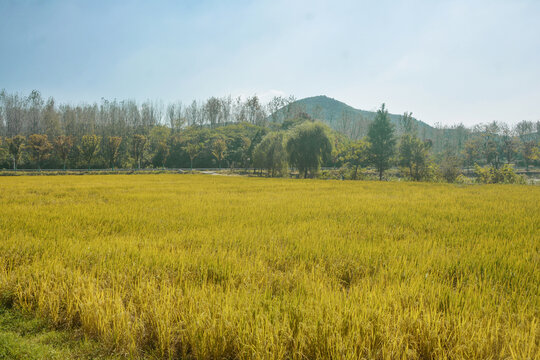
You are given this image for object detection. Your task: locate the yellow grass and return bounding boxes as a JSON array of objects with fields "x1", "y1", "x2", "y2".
[{"x1": 0, "y1": 175, "x2": 539, "y2": 359}]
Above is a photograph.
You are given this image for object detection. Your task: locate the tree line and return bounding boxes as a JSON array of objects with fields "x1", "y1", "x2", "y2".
[
  {"x1": 0, "y1": 90, "x2": 538, "y2": 183},
  {"x1": 0, "y1": 90, "x2": 299, "y2": 170},
  {"x1": 333, "y1": 106, "x2": 539, "y2": 183}
]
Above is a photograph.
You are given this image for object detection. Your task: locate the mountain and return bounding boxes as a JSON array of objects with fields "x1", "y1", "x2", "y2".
[{"x1": 273, "y1": 95, "x2": 435, "y2": 140}]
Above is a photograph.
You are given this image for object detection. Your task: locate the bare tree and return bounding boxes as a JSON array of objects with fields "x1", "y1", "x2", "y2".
[
  {"x1": 233, "y1": 96, "x2": 246, "y2": 123},
  {"x1": 25, "y1": 90, "x2": 44, "y2": 135},
  {"x1": 219, "y1": 96, "x2": 232, "y2": 125},
  {"x1": 43, "y1": 97, "x2": 61, "y2": 138},
  {"x1": 185, "y1": 100, "x2": 201, "y2": 127},
  {"x1": 266, "y1": 95, "x2": 295, "y2": 123},
  {"x1": 204, "y1": 97, "x2": 221, "y2": 128},
  {"x1": 245, "y1": 96, "x2": 266, "y2": 125},
  {"x1": 1, "y1": 91, "x2": 25, "y2": 137},
  {"x1": 0, "y1": 92, "x2": 5, "y2": 137},
  {"x1": 335, "y1": 111, "x2": 364, "y2": 140},
  {"x1": 167, "y1": 102, "x2": 184, "y2": 131},
  {"x1": 515, "y1": 120, "x2": 533, "y2": 141}
]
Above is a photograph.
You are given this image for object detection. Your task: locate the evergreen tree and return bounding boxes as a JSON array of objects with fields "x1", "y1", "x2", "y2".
[{"x1": 367, "y1": 104, "x2": 396, "y2": 180}]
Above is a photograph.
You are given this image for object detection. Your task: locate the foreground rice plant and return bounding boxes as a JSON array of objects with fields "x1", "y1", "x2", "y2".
[{"x1": 0, "y1": 175, "x2": 538, "y2": 359}]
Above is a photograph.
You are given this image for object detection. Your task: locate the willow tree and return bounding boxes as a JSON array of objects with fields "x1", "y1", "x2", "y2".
[
  {"x1": 286, "y1": 121, "x2": 332, "y2": 178},
  {"x1": 253, "y1": 132, "x2": 288, "y2": 177}
]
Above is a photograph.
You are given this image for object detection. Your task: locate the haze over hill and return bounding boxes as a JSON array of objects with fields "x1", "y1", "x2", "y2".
[{"x1": 274, "y1": 95, "x2": 436, "y2": 140}]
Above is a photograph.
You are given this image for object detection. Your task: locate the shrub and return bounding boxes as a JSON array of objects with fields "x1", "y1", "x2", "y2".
[
  {"x1": 474, "y1": 164, "x2": 526, "y2": 184},
  {"x1": 439, "y1": 155, "x2": 462, "y2": 183},
  {"x1": 455, "y1": 174, "x2": 473, "y2": 185}
]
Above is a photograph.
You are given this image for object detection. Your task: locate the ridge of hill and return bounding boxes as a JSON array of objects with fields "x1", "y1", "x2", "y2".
[{"x1": 274, "y1": 95, "x2": 435, "y2": 139}]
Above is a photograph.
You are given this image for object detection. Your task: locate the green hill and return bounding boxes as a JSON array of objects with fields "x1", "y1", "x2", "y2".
[{"x1": 274, "y1": 95, "x2": 435, "y2": 140}]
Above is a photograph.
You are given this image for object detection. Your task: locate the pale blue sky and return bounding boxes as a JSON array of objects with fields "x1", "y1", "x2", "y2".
[{"x1": 1, "y1": 0, "x2": 539, "y2": 126}]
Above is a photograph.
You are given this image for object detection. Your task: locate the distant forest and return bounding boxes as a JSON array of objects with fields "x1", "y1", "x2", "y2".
[{"x1": 0, "y1": 90, "x2": 539, "y2": 183}]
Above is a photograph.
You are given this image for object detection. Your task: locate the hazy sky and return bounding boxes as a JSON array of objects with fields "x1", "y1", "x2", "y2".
[{"x1": 1, "y1": 0, "x2": 539, "y2": 126}]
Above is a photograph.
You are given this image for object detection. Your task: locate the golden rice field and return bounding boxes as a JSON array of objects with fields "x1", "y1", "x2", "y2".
[{"x1": 0, "y1": 175, "x2": 539, "y2": 359}]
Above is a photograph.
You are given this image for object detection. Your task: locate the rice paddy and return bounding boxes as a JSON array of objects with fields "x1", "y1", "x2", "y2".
[{"x1": 0, "y1": 175, "x2": 538, "y2": 359}]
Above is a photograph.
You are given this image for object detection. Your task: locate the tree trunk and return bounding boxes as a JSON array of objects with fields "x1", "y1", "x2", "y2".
[
  {"x1": 190, "y1": 158, "x2": 193, "y2": 173},
  {"x1": 379, "y1": 169, "x2": 383, "y2": 181}
]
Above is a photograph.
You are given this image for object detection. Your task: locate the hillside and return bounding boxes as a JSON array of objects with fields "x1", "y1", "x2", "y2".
[{"x1": 274, "y1": 95, "x2": 436, "y2": 140}]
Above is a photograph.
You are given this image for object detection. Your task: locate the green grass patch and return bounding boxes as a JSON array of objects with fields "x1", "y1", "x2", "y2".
[{"x1": 0, "y1": 307, "x2": 120, "y2": 360}]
